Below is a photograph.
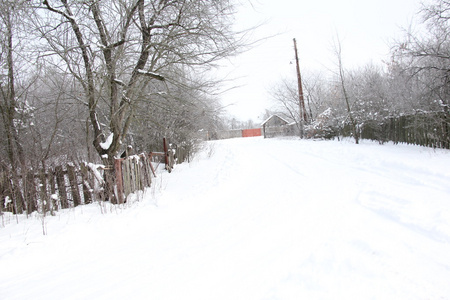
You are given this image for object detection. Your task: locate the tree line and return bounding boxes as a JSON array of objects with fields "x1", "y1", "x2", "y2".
[
  {"x1": 270, "y1": 0, "x2": 449, "y2": 147},
  {"x1": 0, "y1": 0, "x2": 243, "y2": 200}
]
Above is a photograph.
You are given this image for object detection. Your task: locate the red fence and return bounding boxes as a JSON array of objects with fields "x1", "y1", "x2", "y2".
[
  {"x1": 216, "y1": 128, "x2": 262, "y2": 139},
  {"x1": 242, "y1": 128, "x2": 262, "y2": 137}
]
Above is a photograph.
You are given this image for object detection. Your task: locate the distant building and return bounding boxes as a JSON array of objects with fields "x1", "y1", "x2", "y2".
[
  {"x1": 261, "y1": 115, "x2": 296, "y2": 138},
  {"x1": 261, "y1": 115, "x2": 289, "y2": 127}
]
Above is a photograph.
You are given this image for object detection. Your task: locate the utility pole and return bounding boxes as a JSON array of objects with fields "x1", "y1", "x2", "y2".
[{"x1": 293, "y1": 38, "x2": 308, "y2": 127}]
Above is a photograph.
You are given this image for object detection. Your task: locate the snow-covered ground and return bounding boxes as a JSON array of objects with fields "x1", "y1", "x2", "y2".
[{"x1": 1, "y1": 137, "x2": 450, "y2": 300}]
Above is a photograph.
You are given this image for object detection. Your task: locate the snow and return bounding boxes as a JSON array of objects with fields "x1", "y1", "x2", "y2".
[
  {"x1": 87, "y1": 163, "x2": 105, "y2": 187},
  {"x1": 3, "y1": 196, "x2": 11, "y2": 208},
  {"x1": 1, "y1": 137, "x2": 450, "y2": 300},
  {"x1": 136, "y1": 70, "x2": 165, "y2": 81},
  {"x1": 100, "y1": 133, "x2": 113, "y2": 150},
  {"x1": 136, "y1": 70, "x2": 160, "y2": 76},
  {"x1": 113, "y1": 79, "x2": 126, "y2": 87}
]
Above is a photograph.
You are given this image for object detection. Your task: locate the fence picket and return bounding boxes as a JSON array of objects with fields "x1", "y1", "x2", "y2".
[
  {"x1": 2, "y1": 139, "x2": 188, "y2": 214},
  {"x1": 67, "y1": 164, "x2": 81, "y2": 207},
  {"x1": 48, "y1": 170, "x2": 57, "y2": 212},
  {"x1": 114, "y1": 159, "x2": 125, "y2": 204},
  {"x1": 25, "y1": 172, "x2": 37, "y2": 214},
  {"x1": 80, "y1": 163, "x2": 92, "y2": 204},
  {"x1": 39, "y1": 169, "x2": 48, "y2": 214},
  {"x1": 55, "y1": 166, "x2": 68, "y2": 209},
  {"x1": 351, "y1": 112, "x2": 450, "y2": 149}
]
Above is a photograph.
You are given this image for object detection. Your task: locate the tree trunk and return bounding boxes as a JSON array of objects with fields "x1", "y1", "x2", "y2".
[
  {"x1": 101, "y1": 156, "x2": 118, "y2": 203},
  {"x1": 334, "y1": 36, "x2": 359, "y2": 144}
]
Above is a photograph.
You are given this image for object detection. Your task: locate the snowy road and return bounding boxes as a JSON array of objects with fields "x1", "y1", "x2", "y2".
[{"x1": 1, "y1": 137, "x2": 450, "y2": 299}]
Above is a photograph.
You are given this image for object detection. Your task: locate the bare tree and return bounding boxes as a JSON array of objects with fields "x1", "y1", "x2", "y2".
[
  {"x1": 0, "y1": 0, "x2": 40, "y2": 214},
  {"x1": 32, "y1": 0, "x2": 245, "y2": 201},
  {"x1": 332, "y1": 36, "x2": 359, "y2": 144},
  {"x1": 130, "y1": 69, "x2": 225, "y2": 152},
  {"x1": 25, "y1": 67, "x2": 92, "y2": 168},
  {"x1": 393, "y1": 0, "x2": 450, "y2": 112},
  {"x1": 0, "y1": 0, "x2": 28, "y2": 169},
  {"x1": 390, "y1": 0, "x2": 450, "y2": 147},
  {"x1": 270, "y1": 73, "x2": 331, "y2": 137},
  {"x1": 270, "y1": 78, "x2": 300, "y2": 124}
]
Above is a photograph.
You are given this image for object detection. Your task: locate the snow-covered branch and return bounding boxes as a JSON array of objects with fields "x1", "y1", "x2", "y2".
[
  {"x1": 114, "y1": 79, "x2": 126, "y2": 87},
  {"x1": 136, "y1": 70, "x2": 165, "y2": 81}
]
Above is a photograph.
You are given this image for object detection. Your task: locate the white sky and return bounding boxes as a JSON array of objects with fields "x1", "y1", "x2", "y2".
[{"x1": 217, "y1": 0, "x2": 425, "y2": 122}]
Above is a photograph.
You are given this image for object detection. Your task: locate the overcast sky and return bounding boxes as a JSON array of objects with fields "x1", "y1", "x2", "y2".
[{"x1": 217, "y1": 0, "x2": 426, "y2": 122}]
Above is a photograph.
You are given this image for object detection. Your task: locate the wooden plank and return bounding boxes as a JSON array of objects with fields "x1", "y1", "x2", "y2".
[
  {"x1": 39, "y1": 169, "x2": 49, "y2": 214},
  {"x1": 129, "y1": 158, "x2": 136, "y2": 194},
  {"x1": 67, "y1": 164, "x2": 81, "y2": 207},
  {"x1": 25, "y1": 172, "x2": 37, "y2": 214},
  {"x1": 11, "y1": 173, "x2": 23, "y2": 214},
  {"x1": 48, "y1": 169, "x2": 58, "y2": 212},
  {"x1": 147, "y1": 153, "x2": 157, "y2": 177},
  {"x1": 135, "y1": 156, "x2": 142, "y2": 191},
  {"x1": 55, "y1": 166, "x2": 68, "y2": 209},
  {"x1": 79, "y1": 163, "x2": 92, "y2": 204},
  {"x1": 0, "y1": 168, "x2": 10, "y2": 213},
  {"x1": 167, "y1": 149, "x2": 174, "y2": 172},
  {"x1": 128, "y1": 157, "x2": 134, "y2": 194},
  {"x1": 163, "y1": 138, "x2": 169, "y2": 168},
  {"x1": 143, "y1": 155, "x2": 152, "y2": 187},
  {"x1": 123, "y1": 159, "x2": 131, "y2": 197},
  {"x1": 114, "y1": 159, "x2": 124, "y2": 204}
]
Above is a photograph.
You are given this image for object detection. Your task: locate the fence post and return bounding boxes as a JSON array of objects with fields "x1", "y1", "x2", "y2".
[
  {"x1": 55, "y1": 166, "x2": 68, "y2": 209},
  {"x1": 168, "y1": 149, "x2": 174, "y2": 171},
  {"x1": 147, "y1": 153, "x2": 157, "y2": 177},
  {"x1": 48, "y1": 169, "x2": 57, "y2": 212},
  {"x1": 39, "y1": 169, "x2": 49, "y2": 214},
  {"x1": 25, "y1": 172, "x2": 37, "y2": 214},
  {"x1": 67, "y1": 164, "x2": 81, "y2": 207},
  {"x1": 114, "y1": 159, "x2": 125, "y2": 204},
  {"x1": 135, "y1": 156, "x2": 143, "y2": 191},
  {"x1": 79, "y1": 163, "x2": 92, "y2": 204},
  {"x1": 0, "y1": 168, "x2": 13, "y2": 213},
  {"x1": 163, "y1": 137, "x2": 169, "y2": 168},
  {"x1": 10, "y1": 173, "x2": 23, "y2": 214},
  {"x1": 141, "y1": 154, "x2": 152, "y2": 187}
]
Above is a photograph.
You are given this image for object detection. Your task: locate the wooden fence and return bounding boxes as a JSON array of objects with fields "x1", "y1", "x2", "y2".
[
  {"x1": 0, "y1": 162, "x2": 105, "y2": 215},
  {"x1": 213, "y1": 128, "x2": 262, "y2": 140},
  {"x1": 342, "y1": 112, "x2": 450, "y2": 149},
  {"x1": 0, "y1": 140, "x2": 190, "y2": 215},
  {"x1": 260, "y1": 111, "x2": 449, "y2": 149}
]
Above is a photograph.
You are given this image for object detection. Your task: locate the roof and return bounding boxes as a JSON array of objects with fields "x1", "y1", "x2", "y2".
[{"x1": 261, "y1": 114, "x2": 290, "y2": 126}]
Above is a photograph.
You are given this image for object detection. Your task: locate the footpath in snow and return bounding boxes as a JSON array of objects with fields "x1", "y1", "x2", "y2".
[{"x1": 1, "y1": 137, "x2": 450, "y2": 300}]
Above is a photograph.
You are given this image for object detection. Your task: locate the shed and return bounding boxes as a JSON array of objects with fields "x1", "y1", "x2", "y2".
[{"x1": 261, "y1": 115, "x2": 290, "y2": 138}]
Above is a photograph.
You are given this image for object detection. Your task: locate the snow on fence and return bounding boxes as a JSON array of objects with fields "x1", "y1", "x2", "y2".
[
  {"x1": 0, "y1": 162, "x2": 104, "y2": 215},
  {"x1": 261, "y1": 112, "x2": 449, "y2": 149},
  {"x1": 114, "y1": 153, "x2": 155, "y2": 204},
  {"x1": 342, "y1": 112, "x2": 450, "y2": 149},
  {"x1": 0, "y1": 140, "x2": 190, "y2": 215}
]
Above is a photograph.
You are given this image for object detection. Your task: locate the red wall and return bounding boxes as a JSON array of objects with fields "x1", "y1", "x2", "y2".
[{"x1": 242, "y1": 128, "x2": 262, "y2": 137}]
